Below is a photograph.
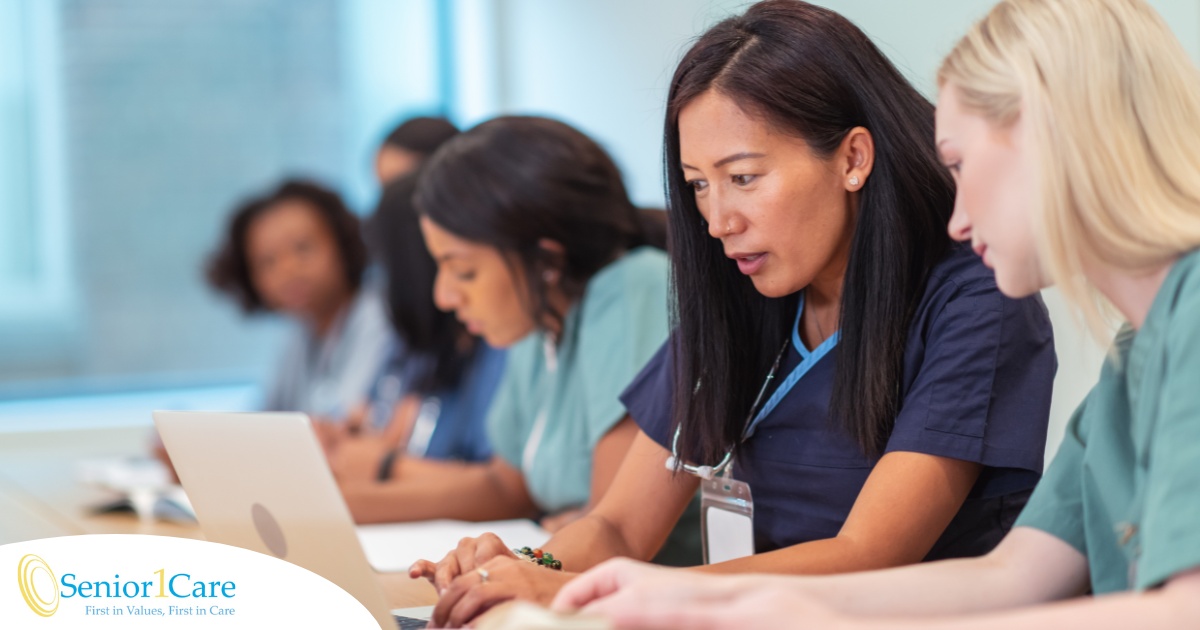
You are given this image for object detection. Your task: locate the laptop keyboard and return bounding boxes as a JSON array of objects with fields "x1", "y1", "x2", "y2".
[{"x1": 393, "y1": 615, "x2": 428, "y2": 629}]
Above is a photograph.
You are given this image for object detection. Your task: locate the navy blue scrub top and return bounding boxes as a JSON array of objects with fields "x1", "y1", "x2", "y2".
[
  {"x1": 414, "y1": 344, "x2": 505, "y2": 462},
  {"x1": 368, "y1": 343, "x2": 505, "y2": 463},
  {"x1": 621, "y1": 245, "x2": 1056, "y2": 559}
]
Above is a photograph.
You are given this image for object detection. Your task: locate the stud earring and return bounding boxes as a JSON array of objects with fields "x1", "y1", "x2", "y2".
[{"x1": 848, "y1": 176, "x2": 860, "y2": 187}]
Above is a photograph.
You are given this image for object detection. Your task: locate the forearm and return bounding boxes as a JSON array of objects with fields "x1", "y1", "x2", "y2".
[
  {"x1": 342, "y1": 465, "x2": 537, "y2": 524},
  {"x1": 689, "y1": 455, "x2": 985, "y2": 573},
  {"x1": 774, "y1": 529, "x2": 1086, "y2": 617},
  {"x1": 794, "y1": 554, "x2": 1040, "y2": 617},
  {"x1": 538, "y1": 430, "x2": 698, "y2": 573},
  {"x1": 724, "y1": 545, "x2": 1076, "y2": 620},
  {"x1": 392, "y1": 456, "x2": 480, "y2": 480},
  {"x1": 859, "y1": 583, "x2": 1200, "y2": 630},
  {"x1": 693, "y1": 535, "x2": 916, "y2": 576},
  {"x1": 542, "y1": 513, "x2": 649, "y2": 572}
]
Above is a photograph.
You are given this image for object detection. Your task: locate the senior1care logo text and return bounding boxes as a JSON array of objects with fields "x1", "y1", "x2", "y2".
[
  {"x1": 3, "y1": 535, "x2": 377, "y2": 628},
  {"x1": 18, "y1": 552, "x2": 237, "y2": 618}
]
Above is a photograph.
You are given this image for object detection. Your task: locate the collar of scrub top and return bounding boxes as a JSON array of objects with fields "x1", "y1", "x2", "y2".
[{"x1": 666, "y1": 291, "x2": 842, "y2": 480}]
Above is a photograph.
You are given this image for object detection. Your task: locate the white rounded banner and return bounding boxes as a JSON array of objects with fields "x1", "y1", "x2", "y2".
[{"x1": 1, "y1": 535, "x2": 378, "y2": 628}]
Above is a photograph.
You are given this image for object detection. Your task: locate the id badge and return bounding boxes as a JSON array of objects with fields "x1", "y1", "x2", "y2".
[{"x1": 700, "y1": 473, "x2": 754, "y2": 565}]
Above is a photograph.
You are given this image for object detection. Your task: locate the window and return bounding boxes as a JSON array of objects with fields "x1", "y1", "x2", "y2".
[
  {"x1": 0, "y1": 0, "x2": 77, "y2": 378},
  {"x1": 0, "y1": 0, "x2": 447, "y2": 402}
]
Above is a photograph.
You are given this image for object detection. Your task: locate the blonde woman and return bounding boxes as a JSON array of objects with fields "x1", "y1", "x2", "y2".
[{"x1": 547, "y1": 0, "x2": 1200, "y2": 627}]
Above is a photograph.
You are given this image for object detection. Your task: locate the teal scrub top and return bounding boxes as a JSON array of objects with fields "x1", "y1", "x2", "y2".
[
  {"x1": 486, "y1": 247, "x2": 670, "y2": 513},
  {"x1": 1016, "y1": 248, "x2": 1200, "y2": 593}
]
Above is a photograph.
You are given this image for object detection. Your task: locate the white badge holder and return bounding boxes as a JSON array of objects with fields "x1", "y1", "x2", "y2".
[{"x1": 700, "y1": 466, "x2": 755, "y2": 565}]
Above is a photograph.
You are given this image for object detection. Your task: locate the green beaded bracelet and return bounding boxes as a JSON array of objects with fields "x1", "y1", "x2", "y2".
[{"x1": 512, "y1": 546, "x2": 563, "y2": 570}]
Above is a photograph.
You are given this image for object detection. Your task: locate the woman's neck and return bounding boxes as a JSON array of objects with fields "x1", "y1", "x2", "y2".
[
  {"x1": 800, "y1": 238, "x2": 850, "y2": 350},
  {"x1": 1087, "y1": 260, "x2": 1175, "y2": 330},
  {"x1": 801, "y1": 280, "x2": 843, "y2": 351},
  {"x1": 540, "y1": 288, "x2": 575, "y2": 341}
]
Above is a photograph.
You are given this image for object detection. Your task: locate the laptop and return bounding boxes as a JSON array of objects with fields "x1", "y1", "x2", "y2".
[{"x1": 153, "y1": 410, "x2": 432, "y2": 630}]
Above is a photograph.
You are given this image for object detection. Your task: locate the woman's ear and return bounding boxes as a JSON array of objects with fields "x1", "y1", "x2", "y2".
[{"x1": 841, "y1": 126, "x2": 875, "y2": 192}]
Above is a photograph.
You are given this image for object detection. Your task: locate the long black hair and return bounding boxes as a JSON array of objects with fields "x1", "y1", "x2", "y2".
[
  {"x1": 367, "y1": 174, "x2": 475, "y2": 394},
  {"x1": 667, "y1": 0, "x2": 955, "y2": 462},
  {"x1": 414, "y1": 116, "x2": 665, "y2": 333}
]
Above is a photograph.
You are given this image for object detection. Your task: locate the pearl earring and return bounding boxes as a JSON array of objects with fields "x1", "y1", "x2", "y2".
[{"x1": 848, "y1": 176, "x2": 860, "y2": 186}]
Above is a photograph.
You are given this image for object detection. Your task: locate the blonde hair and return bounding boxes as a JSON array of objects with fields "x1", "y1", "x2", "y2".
[{"x1": 939, "y1": 0, "x2": 1200, "y2": 338}]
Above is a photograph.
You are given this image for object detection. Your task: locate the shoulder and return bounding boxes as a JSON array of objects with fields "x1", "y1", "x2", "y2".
[
  {"x1": 584, "y1": 247, "x2": 669, "y2": 300},
  {"x1": 925, "y1": 244, "x2": 1004, "y2": 306},
  {"x1": 1162, "y1": 249, "x2": 1200, "y2": 325},
  {"x1": 348, "y1": 287, "x2": 390, "y2": 329},
  {"x1": 339, "y1": 290, "x2": 394, "y2": 363},
  {"x1": 472, "y1": 343, "x2": 508, "y2": 372},
  {"x1": 580, "y1": 247, "x2": 670, "y2": 324},
  {"x1": 905, "y1": 245, "x2": 1054, "y2": 381},
  {"x1": 1157, "y1": 249, "x2": 1200, "y2": 383},
  {"x1": 919, "y1": 244, "x2": 1047, "y2": 324}
]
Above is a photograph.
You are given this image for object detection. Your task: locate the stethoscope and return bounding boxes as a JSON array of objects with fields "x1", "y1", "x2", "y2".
[
  {"x1": 665, "y1": 339, "x2": 789, "y2": 480},
  {"x1": 665, "y1": 295, "x2": 841, "y2": 480}
]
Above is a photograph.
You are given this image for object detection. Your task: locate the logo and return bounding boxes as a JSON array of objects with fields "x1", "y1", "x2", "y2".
[
  {"x1": 250, "y1": 503, "x2": 288, "y2": 559},
  {"x1": 16, "y1": 552, "x2": 239, "y2": 619},
  {"x1": 18, "y1": 553, "x2": 60, "y2": 617},
  {"x1": 3, "y1": 535, "x2": 378, "y2": 625}
]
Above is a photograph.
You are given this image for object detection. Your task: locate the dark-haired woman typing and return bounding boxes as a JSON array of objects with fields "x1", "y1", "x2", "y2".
[
  {"x1": 338, "y1": 117, "x2": 686, "y2": 552},
  {"x1": 417, "y1": 1, "x2": 1055, "y2": 626}
]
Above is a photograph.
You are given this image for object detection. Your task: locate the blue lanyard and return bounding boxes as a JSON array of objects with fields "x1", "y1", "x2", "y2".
[{"x1": 742, "y1": 293, "x2": 840, "y2": 440}]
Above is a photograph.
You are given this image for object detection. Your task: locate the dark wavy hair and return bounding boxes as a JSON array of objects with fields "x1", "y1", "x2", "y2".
[
  {"x1": 380, "y1": 116, "x2": 460, "y2": 157},
  {"x1": 206, "y1": 179, "x2": 369, "y2": 313},
  {"x1": 413, "y1": 116, "x2": 666, "y2": 333},
  {"x1": 666, "y1": 0, "x2": 955, "y2": 462},
  {"x1": 367, "y1": 174, "x2": 476, "y2": 394}
]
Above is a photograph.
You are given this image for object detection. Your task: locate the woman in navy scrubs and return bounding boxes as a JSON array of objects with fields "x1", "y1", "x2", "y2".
[{"x1": 415, "y1": 2, "x2": 1055, "y2": 625}]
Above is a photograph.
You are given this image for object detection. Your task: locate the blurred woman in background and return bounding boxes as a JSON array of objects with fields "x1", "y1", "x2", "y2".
[
  {"x1": 327, "y1": 173, "x2": 505, "y2": 482},
  {"x1": 206, "y1": 179, "x2": 392, "y2": 421},
  {"x1": 374, "y1": 116, "x2": 460, "y2": 185}
]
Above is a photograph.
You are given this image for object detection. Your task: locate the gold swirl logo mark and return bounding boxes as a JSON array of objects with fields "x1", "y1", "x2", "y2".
[{"x1": 18, "y1": 554, "x2": 60, "y2": 617}]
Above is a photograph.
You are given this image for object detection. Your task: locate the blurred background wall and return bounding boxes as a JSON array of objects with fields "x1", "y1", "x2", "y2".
[
  {"x1": 1, "y1": 0, "x2": 1197, "y2": 455},
  {"x1": 0, "y1": 0, "x2": 444, "y2": 402}
]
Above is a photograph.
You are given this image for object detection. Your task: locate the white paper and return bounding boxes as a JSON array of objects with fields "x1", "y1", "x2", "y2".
[
  {"x1": 75, "y1": 457, "x2": 197, "y2": 522},
  {"x1": 76, "y1": 456, "x2": 172, "y2": 492},
  {"x1": 356, "y1": 519, "x2": 551, "y2": 573}
]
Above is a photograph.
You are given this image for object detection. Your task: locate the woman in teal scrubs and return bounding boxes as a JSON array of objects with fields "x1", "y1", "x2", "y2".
[
  {"x1": 339, "y1": 116, "x2": 678, "y2": 539},
  {"x1": 551, "y1": 0, "x2": 1200, "y2": 627}
]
